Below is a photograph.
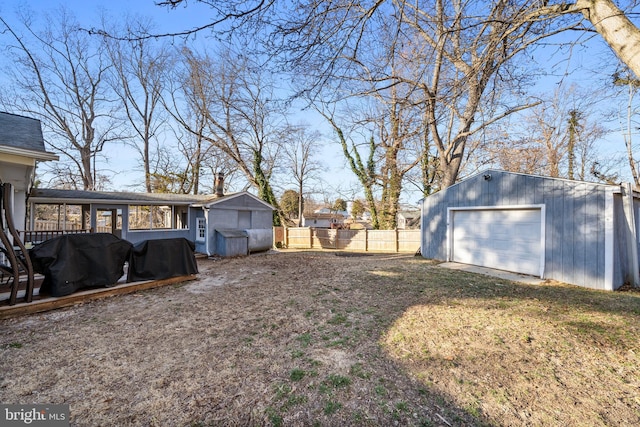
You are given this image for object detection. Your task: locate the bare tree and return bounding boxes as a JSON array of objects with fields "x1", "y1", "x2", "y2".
[
  {"x1": 613, "y1": 70, "x2": 640, "y2": 187},
  {"x1": 483, "y1": 126, "x2": 548, "y2": 175},
  {"x1": 558, "y1": 0, "x2": 640, "y2": 78},
  {"x1": 151, "y1": 1, "x2": 640, "y2": 191},
  {"x1": 154, "y1": 1, "x2": 640, "y2": 79},
  {"x1": 281, "y1": 124, "x2": 323, "y2": 226},
  {"x1": 264, "y1": 2, "x2": 573, "y2": 193},
  {"x1": 0, "y1": 9, "x2": 118, "y2": 190},
  {"x1": 163, "y1": 47, "x2": 232, "y2": 195},
  {"x1": 319, "y1": 109, "x2": 381, "y2": 229},
  {"x1": 169, "y1": 47, "x2": 285, "y2": 223},
  {"x1": 104, "y1": 18, "x2": 173, "y2": 192},
  {"x1": 375, "y1": 85, "x2": 424, "y2": 229},
  {"x1": 485, "y1": 84, "x2": 607, "y2": 179}
]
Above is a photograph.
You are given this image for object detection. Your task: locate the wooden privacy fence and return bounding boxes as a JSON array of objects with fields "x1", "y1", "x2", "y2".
[{"x1": 275, "y1": 227, "x2": 421, "y2": 253}]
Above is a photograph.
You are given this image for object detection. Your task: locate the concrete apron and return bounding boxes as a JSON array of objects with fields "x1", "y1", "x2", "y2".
[{"x1": 438, "y1": 262, "x2": 545, "y2": 286}]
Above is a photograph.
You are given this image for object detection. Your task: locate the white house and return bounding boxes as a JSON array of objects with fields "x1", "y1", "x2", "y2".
[{"x1": 0, "y1": 112, "x2": 58, "y2": 230}]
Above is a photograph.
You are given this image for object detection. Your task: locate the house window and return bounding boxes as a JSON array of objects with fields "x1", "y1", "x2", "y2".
[
  {"x1": 151, "y1": 205, "x2": 172, "y2": 229},
  {"x1": 196, "y1": 217, "x2": 206, "y2": 242},
  {"x1": 174, "y1": 206, "x2": 189, "y2": 229},
  {"x1": 129, "y1": 205, "x2": 151, "y2": 230},
  {"x1": 129, "y1": 205, "x2": 190, "y2": 231}
]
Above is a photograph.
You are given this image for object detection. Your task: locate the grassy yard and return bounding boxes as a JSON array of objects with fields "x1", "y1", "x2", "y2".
[{"x1": 0, "y1": 251, "x2": 639, "y2": 426}]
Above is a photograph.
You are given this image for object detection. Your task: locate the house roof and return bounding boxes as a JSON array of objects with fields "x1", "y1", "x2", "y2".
[
  {"x1": 398, "y1": 210, "x2": 421, "y2": 220},
  {"x1": 303, "y1": 213, "x2": 345, "y2": 220},
  {"x1": 30, "y1": 188, "x2": 277, "y2": 210},
  {"x1": 30, "y1": 188, "x2": 212, "y2": 205},
  {"x1": 0, "y1": 112, "x2": 58, "y2": 161},
  {"x1": 314, "y1": 207, "x2": 349, "y2": 217}
]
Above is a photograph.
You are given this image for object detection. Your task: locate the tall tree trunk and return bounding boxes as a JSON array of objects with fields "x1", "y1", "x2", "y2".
[
  {"x1": 297, "y1": 180, "x2": 303, "y2": 227},
  {"x1": 253, "y1": 150, "x2": 282, "y2": 226},
  {"x1": 567, "y1": 110, "x2": 580, "y2": 180},
  {"x1": 575, "y1": 0, "x2": 640, "y2": 78},
  {"x1": 81, "y1": 149, "x2": 94, "y2": 190}
]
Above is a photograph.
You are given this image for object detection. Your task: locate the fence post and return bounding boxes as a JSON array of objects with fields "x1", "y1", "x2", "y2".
[
  {"x1": 365, "y1": 229, "x2": 368, "y2": 252},
  {"x1": 283, "y1": 226, "x2": 288, "y2": 248},
  {"x1": 396, "y1": 229, "x2": 400, "y2": 252},
  {"x1": 309, "y1": 228, "x2": 314, "y2": 249}
]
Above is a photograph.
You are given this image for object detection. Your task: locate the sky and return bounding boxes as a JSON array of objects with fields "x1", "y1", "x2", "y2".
[
  {"x1": 0, "y1": 0, "x2": 637, "y2": 205},
  {"x1": 0, "y1": 0, "x2": 359, "y2": 202}
]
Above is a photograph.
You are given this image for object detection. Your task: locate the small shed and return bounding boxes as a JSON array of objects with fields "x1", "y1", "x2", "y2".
[
  {"x1": 421, "y1": 169, "x2": 640, "y2": 291},
  {"x1": 215, "y1": 229, "x2": 249, "y2": 257},
  {"x1": 194, "y1": 192, "x2": 275, "y2": 257}
]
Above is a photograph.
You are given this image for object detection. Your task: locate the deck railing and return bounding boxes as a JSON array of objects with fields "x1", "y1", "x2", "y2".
[{"x1": 21, "y1": 229, "x2": 93, "y2": 245}]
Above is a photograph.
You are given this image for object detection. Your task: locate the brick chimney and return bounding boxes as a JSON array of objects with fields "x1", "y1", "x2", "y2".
[{"x1": 214, "y1": 172, "x2": 224, "y2": 197}]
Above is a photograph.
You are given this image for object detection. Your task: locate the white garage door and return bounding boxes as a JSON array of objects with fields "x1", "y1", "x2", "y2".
[{"x1": 451, "y1": 208, "x2": 542, "y2": 276}]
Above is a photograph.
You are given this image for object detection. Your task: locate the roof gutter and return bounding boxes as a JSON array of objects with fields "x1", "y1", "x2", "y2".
[{"x1": 0, "y1": 146, "x2": 59, "y2": 161}]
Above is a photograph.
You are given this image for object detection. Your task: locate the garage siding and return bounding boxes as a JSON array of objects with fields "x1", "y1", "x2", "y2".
[{"x1": 422, "y1": 170, "x2": 614, "y2": 290}]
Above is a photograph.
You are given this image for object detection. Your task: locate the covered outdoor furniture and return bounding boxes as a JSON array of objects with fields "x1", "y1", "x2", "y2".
[
  {"x1": 30, "y1": 233, "x2": 132, "y2": 297},
  {"x1": 127, "y1": 238, "x2": 198, "y2": 282}
]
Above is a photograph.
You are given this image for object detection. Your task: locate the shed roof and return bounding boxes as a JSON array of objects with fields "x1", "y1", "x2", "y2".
[
  {"x1": 197, "y1": 191, "x2": 275, "y2": 210},
  {"x1": 216, "y1": 229, "x2": 248, "y2": 238}
]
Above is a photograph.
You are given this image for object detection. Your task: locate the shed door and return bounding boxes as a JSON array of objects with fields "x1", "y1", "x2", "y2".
[
  {"x1": 238, "y1": 211, "x2": 251, "y2": 229},
  {"x1": 451, "y1": 208, "x2": 542, "y2": 276}
]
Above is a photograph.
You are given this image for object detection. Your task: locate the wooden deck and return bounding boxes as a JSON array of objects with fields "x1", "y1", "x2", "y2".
[{"x1": 0, "y1": 274, "x2": 197, "y2": 320}]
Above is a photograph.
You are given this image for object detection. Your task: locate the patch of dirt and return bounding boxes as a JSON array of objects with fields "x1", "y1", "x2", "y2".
[{"x1": 0, "y1": 250, "x2": 638, "y2": 427}]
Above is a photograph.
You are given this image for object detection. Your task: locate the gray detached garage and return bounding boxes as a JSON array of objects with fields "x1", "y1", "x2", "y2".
[{"x1": 421, "y1": 169, "x2": 640, "y2": 291}]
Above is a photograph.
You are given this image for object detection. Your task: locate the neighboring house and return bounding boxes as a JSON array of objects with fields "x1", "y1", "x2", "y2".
[
  {"x1": 314, "y1": 207, "x2": 350, "y2": 218},
  {"x1": 421, "y1": 169, "x2": 639, "y2": 291},
  {"x1": 302, "y1": 207, "x2": 350, "y2": 228},
  {"x1": 302, "y1": 213, "x2": 346, "y2": 228},
  {"x1": 0, "y1": 112, "x2": 58, "y2": 230},
  {"x1": 28, "y1": 187, "x2": 275, "y2": 257},
  {"x1": 397, "y1": 210, "x2": 421, "y2": 229}
]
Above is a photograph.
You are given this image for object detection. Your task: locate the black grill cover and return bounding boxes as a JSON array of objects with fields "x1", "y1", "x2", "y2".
[
  {"x1": 127, "y1": 238, "x2": 197, "y2": 282},
  {"x1": 30, "y1": 233, "x2": 132, "y2": 297}
]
